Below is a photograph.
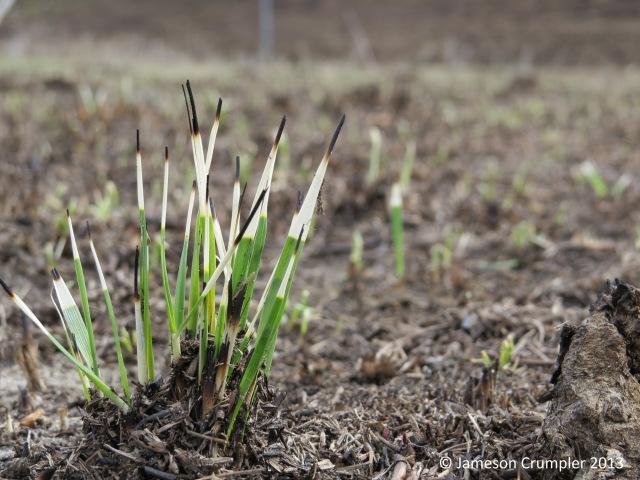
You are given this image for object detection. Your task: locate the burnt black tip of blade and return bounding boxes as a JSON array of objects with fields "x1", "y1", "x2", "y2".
[
  {"x1": 274, "y1": 115, "x2": 286, "y2": 146},
  {"x1": 134, "y1": 247, "x2": 140, "y2": 295},
  {"x1": 240, "y1": 182, "x2": 248, "y2": 204},
  {"x1": 0, "y1": 276, "x2": 12, "y2": 296},
  {"x1": 66, "y1": 208, "x2": 70, "y2": 218},
  {"x1": 192, "y1": 179, "x2": 197, "y2": 191},
  {"x1": 136, "y1": 129, "x2": 140, "y2": 153},
  {"x1": 297, "y1": 191, "x2": 303, "y2": 212},
  {"x1": 165, "y1": 146, "x2": 169, "y2": 160},
  {"x1": 226, "y1": 276, "x2": 233, "y2": 312},
  {"x1": 295, "y1": 226, "x2": 305, "y2": 252},
  {"x1": 216, "y1": 97, "x2": 222, "y2": 120},
  {"x1": 181, "y1": 84, "x2": 193, "y2": 134},
  {"x1": 234, "y1": 188, "x2": 267, "y2": 244},
  {"x1": 328, "y1": 114, "x2": 346, "y2": 155},
  {"x1": 51, "y1": 268, "x2": 61, "y2": 280},
  {"x1": 205, "y1": 174, "x2": 210, "y2": 201},
  {"x1": 86, "y1": 221, "x2": 92, "y2": 239},
  {"x1": 237, "y1": 182, "x2": 248, "y2": 215},
  {"x1": 229, "y1": 279, "x2": 247, "y2": 321},
  {"x1": 185, "y1": 80, "x2": 199, "y2": 134},
  {"x1": 235, "y1": 156, "x2": 240, "y2": 180},
  {"x1": 70, "y1": 333, "x2": 80, "y2": 352}
]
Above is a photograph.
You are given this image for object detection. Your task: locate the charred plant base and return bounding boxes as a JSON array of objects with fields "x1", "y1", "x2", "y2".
[{"x1": 60, "y1": 340, "x2": 285, "y2": 479}]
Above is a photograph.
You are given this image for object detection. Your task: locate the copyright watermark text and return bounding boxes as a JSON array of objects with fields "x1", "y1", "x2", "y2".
[{"x1": 438, "y1": 456, "x2": 625, "y2": 472}]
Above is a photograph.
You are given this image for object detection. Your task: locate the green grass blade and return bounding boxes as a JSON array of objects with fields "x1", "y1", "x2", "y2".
[
  {"x1": 1, "y1": 280, "x2": 128, "y2": 412},
  {"x1": 133, "y1": 246, "x2": 148, "y2": 384},
  {"x1": 228, "y1": 231, "x2": 303, "y2": 435},
  {"x1": 88, "y1": 231, "x2": 131, "y2": 401},
  {"x1": 160, "y1": 148, "x2": 176, "y2": 346},
  {"x1": 399, "y1": 140, "x2": 416, "y2": 190},
  {"x1": 172, "y1": 181, "x2": 196, "y2": 348},
  {"x1": 200, "y1": 201, "x2": 213, "y2": 382},
  {"x1": 238, "y1": 215, "x2": 267, "y2": 330},
  {"x1": 51, "y1": 290, "x2": 92, "y2": 401},
  {"x1": 136, "y1": 134, "x2": 154, "y2": 381},
  {"x1": 179, "y1": 189, "x2": 268, "y2": 335},
  {"x1": 227, "y1": 290, "x2": 287, "y2": 437},
  {"x1": 214, "y1": 284, "x2": 228, "y2": 356},
  {"x1": 134, "y1": 297, "x2": 147, "y2": 384},
  {"x1": 231, "y1": 234, "x2": 252, "y2": 291},
  {"x1": 264, "y1": 234, "x2": 305, "y2": 374},
  {"x1": 51, "y1": 269, "x2": 94, "y2": 370},
  {"x1": 139, "y1": 208, "x2": 154, "y2": 381},
  {"x1": 173, "y1": 238, "x2": 190, "y2": 341},
  {"x1": 390, "y1": 183, "x2": 405, "y2": 279},
  {"x1": 216, "y1": 116, "x2": 344, "y2": 418},
  {"x1": 255, "y1": 236, "x2": 297, "y2": 338},
  {"x1": 207, "y1": 201, "x2": 217, "y2": 334},
  {"x1": 188, "y1": 212, "x2": 205, "y2": 335},
  {"x1": 350, "y1": 230, "x2": 364, "y2": 273},
  {"x1": 160, "y1": 226, "x2": 177, "y2": 355},
  {"x1": 67, "y1": 213, "x2": 99, "y2": 375}
]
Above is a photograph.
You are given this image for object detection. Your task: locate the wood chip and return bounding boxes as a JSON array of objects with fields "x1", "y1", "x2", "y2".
[
  {"x1": 317, "y1": 459, "x2": 335, "y2": 470},
  {"x1": 20, "y1": 408, "x2": 45, "y2": 428}
]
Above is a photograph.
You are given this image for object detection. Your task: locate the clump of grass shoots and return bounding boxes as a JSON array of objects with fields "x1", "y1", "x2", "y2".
[
  {"x1": 0, "y1": 82, "x2": 345, "y2": 443},
  {"x1": 399, "y1": 140, "x2": 416, "y2": 190},
  {"x1": 430, "y1": 233, "x2": 456, "y2": 278},
  {"x1": 576, "y1": 161, "x2": 608, "y2": 198},
  {"x1": 287, "y1": 289, "x2": 312, "y2": 337},
  {"x1": 480, "y1": 335, "x2": 515, "y2": 373}
]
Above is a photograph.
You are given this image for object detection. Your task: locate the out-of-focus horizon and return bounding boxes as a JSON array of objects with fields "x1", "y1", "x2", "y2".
[{"x1": 2, "y1": 0, "x2": 640, "y2": 66}]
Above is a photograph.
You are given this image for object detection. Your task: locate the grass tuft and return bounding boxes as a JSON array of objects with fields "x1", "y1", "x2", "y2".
[{"x1": 0, "y1": 84, "x2": 345, "y2": 440}]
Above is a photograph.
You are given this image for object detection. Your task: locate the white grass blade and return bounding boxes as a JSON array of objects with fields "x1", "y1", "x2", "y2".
[
  {"x1": 211, "y1": 201, "x2": 228, "y2": 266},
  {"x1": 185, "y1": 181, "x2": 196, "y2": 238},
  {"x1": 289, "y1": 114, "x2": 344, "y2": 240},
  {"x1": 136, "y1": 130, "x2": 144, "y2": 211},
  {"x1": 161, "y1": 147, "x2": 169, "y2": 230},
  {"x1": 186, "y1": 81, "x2": 207, "y2": 211},
  {"x1": 228, "y1": 157, "x2": 241, "y2": 250},
  {"x1": 204, "y1": 98, "x2": 222, "y2": 173},
  {"x1": 245, "y1": 116, "x2": 285, "y2": 238},
  {"x1": 67, "y1": 214, "x2": 80, "y2": 260}
]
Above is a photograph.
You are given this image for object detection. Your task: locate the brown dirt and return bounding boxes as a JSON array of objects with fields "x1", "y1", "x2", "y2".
[{"x1": 3, "y1": 3, "x2": 640, "y2": 479}]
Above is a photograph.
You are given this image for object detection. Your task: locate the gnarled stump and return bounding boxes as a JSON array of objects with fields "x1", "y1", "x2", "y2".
[{"x1": 541, "y1": 280, "x2": 640, "y2": 479}]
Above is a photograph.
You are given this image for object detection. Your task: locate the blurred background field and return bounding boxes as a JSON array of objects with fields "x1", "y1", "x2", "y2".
[
  {"x1": 2, "y1": 1, "x2": 640, "y2": 478},
  {"x1": 4, "y1": 0, "x2": 640, "y2": 65}
]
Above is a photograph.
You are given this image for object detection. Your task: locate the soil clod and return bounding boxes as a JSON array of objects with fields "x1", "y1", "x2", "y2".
[{"x1": 541, "y1": 280, "x2": 640, "y2": 479}]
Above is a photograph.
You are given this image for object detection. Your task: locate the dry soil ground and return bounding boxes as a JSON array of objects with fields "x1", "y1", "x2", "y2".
[{"x1": 2, "y1": 2, "x2": 640, "y2": 480}]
